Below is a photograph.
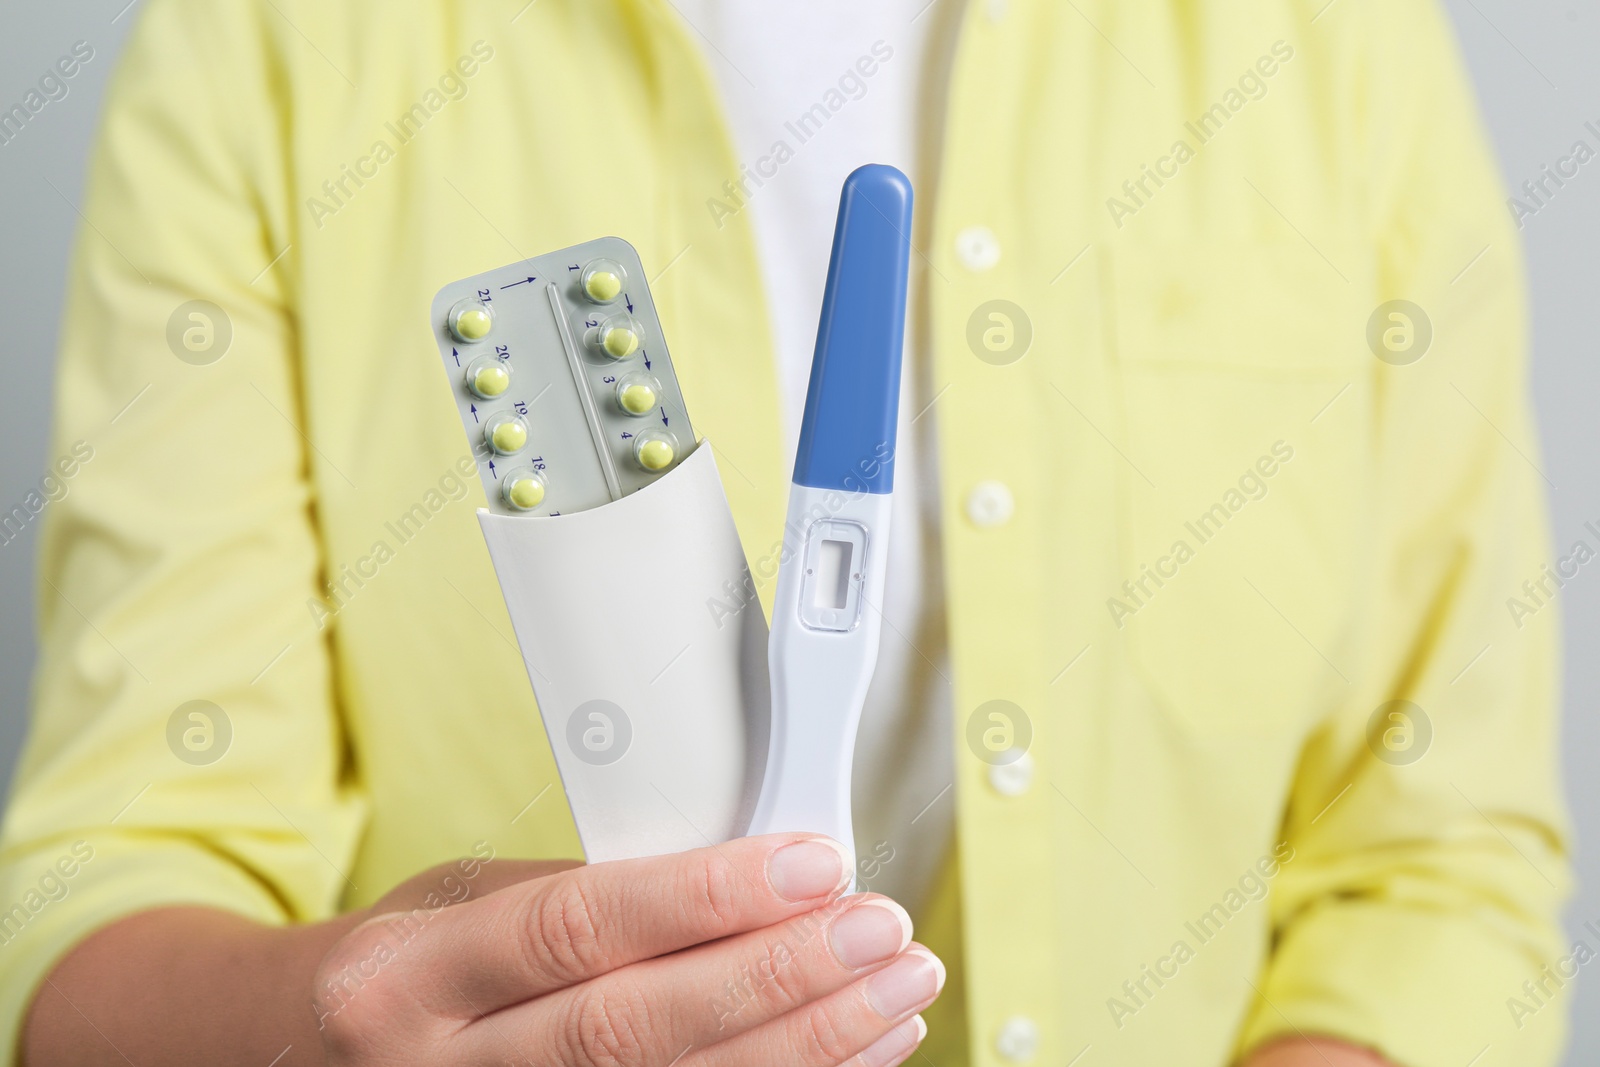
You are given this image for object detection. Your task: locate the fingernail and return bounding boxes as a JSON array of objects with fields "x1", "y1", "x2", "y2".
[
  {"x1": 865, "y1": 949, "x2": 945, "y2": 1020},
  {"x1": 829, "y1": 899, "x2": 913, "y2": 969},
  {"x1": 859, "y1": 1014, "x2": 928, "y2": 1067},
  {"x1": 767, "y1": 838, "x2": 849, "y2": 902}
]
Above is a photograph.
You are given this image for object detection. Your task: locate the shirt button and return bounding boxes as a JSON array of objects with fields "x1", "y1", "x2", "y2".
[
  {"x1": 965, "y1": 480, "x2": 1014, "y2": 528},
  {"x1": 988, "y1": 750, "x2": 1034, "y2": 796},
  {"x1": 955, "y1": 226, "x2": 1001, "y2": 271},
  {"x1": 996, "y1": 1016, "x2": 1039, "y2": 1061}
]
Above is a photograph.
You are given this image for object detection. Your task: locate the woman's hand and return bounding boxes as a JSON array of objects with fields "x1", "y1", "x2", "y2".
[
  {"x1": 315, "y1": 834, "x2": 941, "y2": 1067},
  {"x1": 24, "y1": 835, "x2": 938, "y2": 1067}
]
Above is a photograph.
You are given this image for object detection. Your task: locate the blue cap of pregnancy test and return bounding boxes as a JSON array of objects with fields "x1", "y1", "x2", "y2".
[{"x1": 792, "y1": 164, "x2": 913, "y2": 495}]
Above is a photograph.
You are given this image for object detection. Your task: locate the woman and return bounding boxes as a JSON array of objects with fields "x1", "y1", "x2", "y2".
[{"x1": 2, "y1": 0, "x2": 1569, "y2": 1064}]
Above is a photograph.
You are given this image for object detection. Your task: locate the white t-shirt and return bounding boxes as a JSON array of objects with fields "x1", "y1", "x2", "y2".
[{"x1": 670, "y1": 0, "x2": 960, "y2": 909}]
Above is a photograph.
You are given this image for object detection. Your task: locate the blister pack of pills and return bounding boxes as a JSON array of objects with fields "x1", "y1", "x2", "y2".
[
  {"x1": 429, "y1": 238, "x2": 765, "y2": 863},
  {"x1": 430, "y1": 237, "x2": 697, "y2": 517}
]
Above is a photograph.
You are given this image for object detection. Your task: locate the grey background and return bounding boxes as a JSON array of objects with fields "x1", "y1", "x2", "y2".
[{"x1": 0, "y1": 0, "x2": 1594, "y2": 1059}]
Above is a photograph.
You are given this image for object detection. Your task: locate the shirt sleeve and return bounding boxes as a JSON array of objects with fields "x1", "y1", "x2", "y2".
[
  {"x1": 0, "y1": 1, "x2": 367, "y2": 1058},
  {"x1": 1236, "y1": 3, "x2": 1573, "y2": 1066}
]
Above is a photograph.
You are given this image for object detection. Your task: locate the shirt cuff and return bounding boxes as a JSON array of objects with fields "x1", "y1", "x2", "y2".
[
  {"x1": 1236, "y1": 898, "x2": 1568, "y2": 1067},
  {"x1": 0, "y1": 836, "x2": 288, "y2": 1067}
]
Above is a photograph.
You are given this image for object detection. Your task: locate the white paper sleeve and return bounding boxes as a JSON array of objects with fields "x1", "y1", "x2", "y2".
[{"x1": 475, "y1": 442, "x2": 768, "y2": 864}]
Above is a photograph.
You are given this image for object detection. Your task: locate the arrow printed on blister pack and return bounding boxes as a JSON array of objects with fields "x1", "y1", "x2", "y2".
[
  {"x1": 470, "y1": 404, "x2": 479, "y2": 422},
  {"x1": 625, "y1": 294, "x2": 634, "y2": 312},
  {"x1": 500, "y1": 276, "x2": 538, "y2": 289},
  {"x1": 660, "y1": 407, "x2": 669, "y2": 426}
]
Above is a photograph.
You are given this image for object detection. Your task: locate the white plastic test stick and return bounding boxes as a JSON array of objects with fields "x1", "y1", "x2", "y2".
[{"x1": 746, "y1": 164, "x2": 914, "y2": 885}]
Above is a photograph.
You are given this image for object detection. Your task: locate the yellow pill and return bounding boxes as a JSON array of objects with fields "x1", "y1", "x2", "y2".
[
  {"x1": 619, "y1": 382, "x2": 657, "y2": 415},
  {"x1": 602, "y1": 326, "x2": 639, "y2": 359},
  {"x1": 470, "y1": 363, "x2": 510, "y2": 398},
  {"x1": 454, "y1": 306, "x2": 493, "y2": 342},
  {"x1": 490, "y1": 419, "x2": 527, "y2": 454},
  {"x1": 585, "y1": 270, "x2": 623, "y2": 303},
  {"x1": 637, "y1": 437, "x2": 675, "y2": 471},
  {"x1": 506, "y1": 476, "x2": 545, "y2": 510}
]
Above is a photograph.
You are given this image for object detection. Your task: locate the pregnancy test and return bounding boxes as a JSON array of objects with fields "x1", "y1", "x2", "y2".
[{"x1": 746, "y1": 164, "x2": 913, "y2": 882}]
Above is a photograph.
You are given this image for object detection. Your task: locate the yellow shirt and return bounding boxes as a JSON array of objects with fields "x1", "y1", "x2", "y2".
[{"x1": 1, "y1": 0, "x2": 1572, "y2": 1064}]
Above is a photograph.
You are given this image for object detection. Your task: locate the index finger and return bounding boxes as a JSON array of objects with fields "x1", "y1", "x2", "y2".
[{"x1": 382, "y1": 834, "x2": 853, "y2": 1017}]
